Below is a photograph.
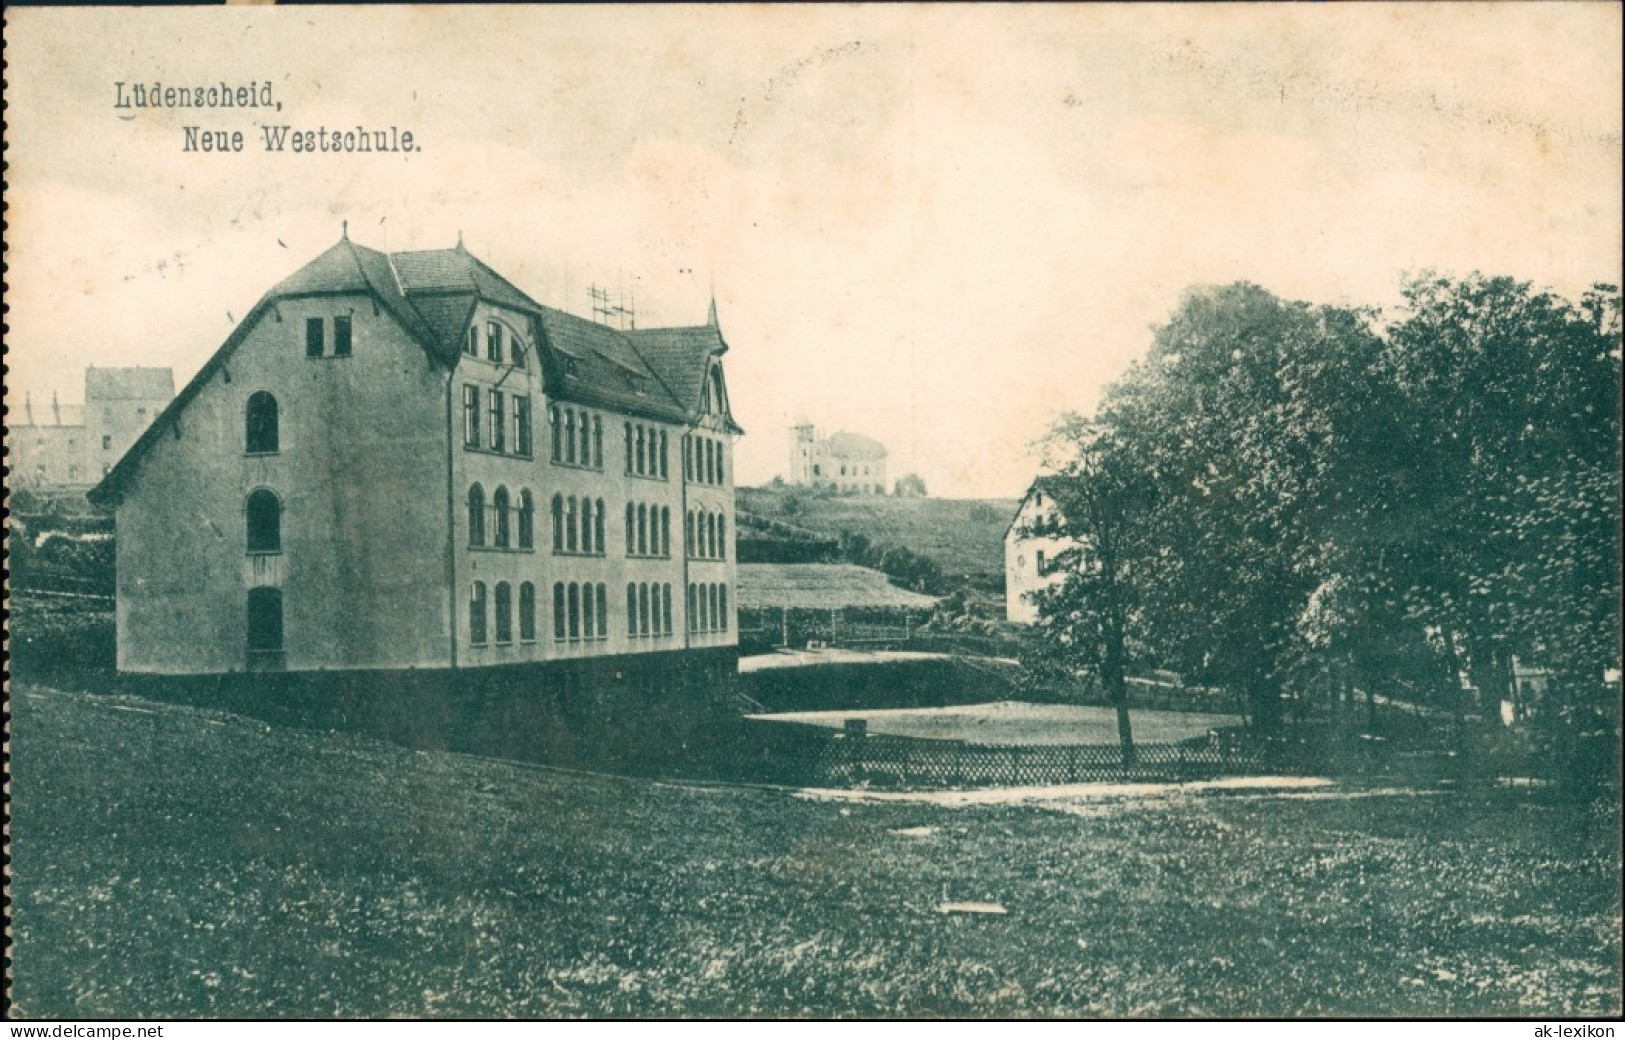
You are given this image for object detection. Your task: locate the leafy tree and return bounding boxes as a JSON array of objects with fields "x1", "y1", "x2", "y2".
[{"x1": 894, "y1": 473, "x2": 928, "y2": 497}]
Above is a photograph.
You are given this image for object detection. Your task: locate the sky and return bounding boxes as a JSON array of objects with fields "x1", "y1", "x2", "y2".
[{"x1": 6, "y1": 4, "x2": 1621, "y2": 498}]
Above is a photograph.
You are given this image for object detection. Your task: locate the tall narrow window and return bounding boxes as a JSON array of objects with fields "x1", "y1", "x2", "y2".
[
  {"x1": 467, "y1": 484, "x2": 486, "y2": 547},
  {"x1": 593, "y1": 417, "x2": 604, "y2": 468},
  {"x1": 512, "y1": 340, "x2": 527, "y2": 370},
  {"x1": 707, "y1": 513, "x2": 718, "y2": 559},
  {"x1": 565, "y1": 411, "x2": 577, "y2": 464},
  {"x1": 568, "y1": 582, "x2": 581, "y2": 639},
  {"x1": 688, "y1": 584, "x2": 697, "y2": 632},
  {"x1": 487, "y1": 321, "x2": 503, "y2": 363},
  {"x1": 245, "y1": 391, "x2": 279, "y2": 454},
  {"x1": 710, "y1": 583, "x2": 720, "y2": 633},
  {"x1": 518, "y1": 490, "x2": 535, "y2": 550},
  {"x1": 662, "y1": 584, "x2": 673, "y2": 635},
  {"x1": 637, "y1": 504, "x2": 649, "y2": 556},
  {"x1": 519, "y1": 582, "x2": 536, "y2": 642},
  {"x1": 553, "y1": 583, "x2": 566, "y2": 640},
  {"x1": 550, "y1": 406, "x2": 562, "y2": 461},
  {"x1": 566, "y1": 496, "x2": 578, "y2": 552},
  {"x1": 469, "y1": 582, "x2": 488, "y2": 645},
  {"x1": 683, "y1": 436, "x2": 693, "y2": 481},
  {"x1": 639, "y1": 583, "x2": 651, "y2": 636},
  {"x1": 488, "y1": 389, "x2": 505, "y2": 453},
  {"x1": 715, "y1": 444, "x2": 724, "y2": 485},
  {"x1": 583, "y1": 582, "x2": 596, "y2": 639},
  {"x1": 626, "y1": 503, "x2": 636, "y2": 555},
  {"x1": 659, "y1": 431, "x2": 669, "y2": 478},
  {"x1": 579, "y1": 497, "x2": 593, "y2": 555},
  {"x1": 718, "y1": 515, "x2": 727, "y2": 560},
  {"x1": 513, "y1": 396, "x2": 532, "y2": 457},
  {"x1": 246, "y1": 488, "x2": 282, "y2": 553},
  {"x1": 706, "y1": 440, "x2": 716, "y2": 485},
  {"x1": 494, "y1": 582, "x2": 513, "y2": 644},
  {"x1": 247, "y1": 587, "x2": 284, "y2": 658},
  {"x1": 719, "y1": 585, "x2": 729, "y2": 632},
  {"x1": 305, "y1": 317, "x2": 324, "y2": 358},
  {"x1": 463, "y1": 385, "x2": 481, "y2": 448},
  {"x1": 551, "y1": 494, "x2": 564, "y2": 551},
  {"x1": 625, "y1": 422, "x2": 634, "y2": 473},
  {"x1": 594, "y1": 499, "x2": 606, "y2": 553},
  {"x1": 685, "y1": 511, "x2": 695, "y2": 556},
  {"x1": 627, "y1": 584, "x2": 638, "y2": 635},
  {"x1": 333, "y1": 315, "x2": 353, "y2": 357},
  {"x1": 596, "y1": 585, "x2": 607, "y2": 638},
  {"x1": 660, "y1": 507, "x2": 671, "y2": 557},
  {"x1": 465, "y1": 326, "x2": 479, "y2": 357},
  {"x1": 492, "y1": 486, "x2": 511, "y2": 548},
  {"x1": 579, "y1": 414, "x2": 592, "y2": 468},
  {"x1": 635, "y1": 426, "x2": 646, "y2": 475}
]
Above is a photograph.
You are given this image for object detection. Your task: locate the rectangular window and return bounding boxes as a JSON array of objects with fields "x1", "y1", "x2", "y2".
[
  {"x1": 487, "y1": 322, "x2": 503, "y2": 363},
  {"x1": 463, "y1": 385, "x2": 480, "y2": 448},
  {"x1": 305, "y1": 317, "x2": 324, "y2": 358},
  {"x1": 465, "y1": 326, "x2": 479, "y2": 357},
  {"x1": 102, "y1": 435, "x2": 112, "y2": 451},
  {"x1": 513, "y1": 396, "x2": 532, "y2": 457},
  {"x1": 487, "y1": 389, "x2": 505, "y2": 453},
  {"x1": 333, "y1": 315, "x2": 353, "y2": 357}
]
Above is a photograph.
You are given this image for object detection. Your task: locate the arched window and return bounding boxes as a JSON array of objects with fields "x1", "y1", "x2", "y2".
[
  {"x1": 719, "y1": 585, "x2": 729, "y2": 632},
  {"x1": 718, "y1": 515, "x2": 727, "y2": 560},
  {"x1": 637, "y1": 503, "x2": 649, "y2": 555},
  {"x1": 246, "y1": 587, "x2": 284, "y2": 656},
  {"x1": 660, "y1": 507, "x2": 671, "y2": 557},
  {"x1": 683, "y1": 436, "x2": 693, "y2": 481},
  {"x1": 469, "y1": 582, "x2": 488, "y2": 645},
  {"x1": 685, "y1": 511, "x2": 695, "y2": 556},
  {"x1": 578, "y1": 498, "x2": 592, "y2": 555},
  {"x1": 553, "y1": 583, "x2": 566, "y2": 640},
  {"x1": 596, "y1": 585, "x2": 607, "y2": 638},
  {"x1": 579, "y1": 414, "x2": 592, "y2": 467},
  {"x1": 593, "y1": 417, "x2": 604, "y2": 468},
  {"x1": 494, "y1": 582, "x2": 513, "y2": 644},
  {"x1": 519, "y1": 582, "x2": 536, "y2": 642},
  {"x1": 583, "y1": 580, "x2": 596, "y2": 639},
  {"x1": 594, "y1": 498, "x2": 606, "y2": 553},
  {"x1": 550, "y1": 406, "x2": 562, "y2": 462},
  {"x1": 635, "y1": 425, "x2": 647, "y2": 474},
  {"x1": 687, "y1": 584, "x2": 697, "y2": 632},
  {"x1": 710, "y1": 583, "x2": 721, "y2": 633},
  {"x1": 625, "y1": 422, "x2": 634, "y2": 473},
  {"x1": 565, "y1": 410, "x2": 578, "y2": 464},
  {"x1": 662, "y1": 584, "x2": 673, "y2": 635},
  {"x1": 518, "y1": 490, "x2": 534, "y2": 550},
  {"x1": 639, "y1": 583, "x2": 651, "y2": 636},
  {"x1": 245, "y1": 392, "x2": 279, "y2": 454},
  {"x1": 467, "y1": 484, "x2": 486, "y2": 547},
  {"x1": 568, "y1": 582, "x2": 581, "y2": 639},
  {"x1": 492, "y1": 486, "x2": 511, "y2": 548},
  {"x1": 716, "y1": 443, "x2": 725, "y2": 485},
  {"x1": 705, "y1": 439, "x2": 715, "y2": 484},
  {"x1": 487, "y1": 321, "x2": 504, "y2": 363},
  {"x1": 551, "y1": 494, "x2": 564, "y2": 551},
  {"x1": 566, "y1": 495, "x2": 578, "y2": 552},
  {"x1": 659, "y1": 430, "x2": 669, "y2": 478},
  {"x1": 625, "y1": 503, "x2": 636, "y2": 554},
  {"x1": 707, "y1": 512, "x2": 718, "y2": 559},
  {"x1": 247, "y1": 488, "x2": 282, "y2": 553},
  {"x1": 627, "y1": 583, "x2": 638, "y2": 635}
]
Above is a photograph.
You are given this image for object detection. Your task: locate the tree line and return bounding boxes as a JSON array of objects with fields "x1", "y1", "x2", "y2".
[{"x1": 1027, "y1": 275, "x2": 1621, "y2": 738}]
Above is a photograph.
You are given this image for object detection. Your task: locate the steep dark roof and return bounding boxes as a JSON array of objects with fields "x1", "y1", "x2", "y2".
[
  {"x1": 91, "y1": 234, "x2": 741, "y2": 506},
  {"x1": 823, "y1": 431, "x2": 887, "y2": 460}
]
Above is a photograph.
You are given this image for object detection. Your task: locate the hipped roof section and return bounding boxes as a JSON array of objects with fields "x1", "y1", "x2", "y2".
[{"x1": 91, "y1": 234, "x2": 739, "y2": 505}]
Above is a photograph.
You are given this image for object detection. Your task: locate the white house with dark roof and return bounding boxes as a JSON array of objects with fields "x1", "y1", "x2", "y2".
[
  {"x1": 788, "y1": 424, "x2": 888, "y2": 494},
  {"x1": 91, "y1": 230, "x2": 742, "y2": 685},
  {"x1": 1003, "y1": 477, "x2": 1088, "y2": 625}
]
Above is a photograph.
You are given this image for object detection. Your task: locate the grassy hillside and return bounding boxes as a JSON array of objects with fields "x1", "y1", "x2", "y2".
[
  {"x1": 10, "y1": 681, "x2": 1621, "y2": 1018},
  {"x1": 739, "y1": 486, "x2": 1018, "y2": 590}
]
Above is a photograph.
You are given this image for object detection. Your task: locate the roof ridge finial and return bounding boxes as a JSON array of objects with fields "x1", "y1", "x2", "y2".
[
  {"x1": 342, "y1": 219, "x2": 349, "y2": 241},
  {"x1": 456, "y1": 229, "x2": 466, "y2": 252}
]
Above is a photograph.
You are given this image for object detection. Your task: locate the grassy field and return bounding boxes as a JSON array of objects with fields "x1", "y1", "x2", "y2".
[
  {"x1": 738, "y1": 487, "x2": 1018, "y2": 587},
  {"x1": 749, "y1": 702, "x2": 1240, "y2": 746},
  {"x1": 9, "y1": 681, "x2": 1621, "y2": 1018}
]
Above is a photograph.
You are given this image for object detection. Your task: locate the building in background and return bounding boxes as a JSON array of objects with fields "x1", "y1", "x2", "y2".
[
  {"x1": 91, "y1": 231, "x2": 742, "y2": 684},
  {"x1": 1003, "y1": 477, "x2": 1085, "y2": 625},
  {"x1": 788, "y1": 424, "x2": 888, "y2": 493},
  {"x1": 12, "y1": 368, "x2": 175, "y2": 489}
]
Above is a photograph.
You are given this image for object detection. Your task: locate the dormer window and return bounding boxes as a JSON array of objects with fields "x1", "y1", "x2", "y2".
[
  {"x1": 486, "y1": 321, "x2": 504, "y2": 364},
  {"x1": 465, "y1": 326, "x2": 479, "y2": 357}
]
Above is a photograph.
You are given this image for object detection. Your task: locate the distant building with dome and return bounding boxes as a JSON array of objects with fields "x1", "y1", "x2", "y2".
[{"x1": 788, "y1": 423, "x2": 888, "y2": 494}]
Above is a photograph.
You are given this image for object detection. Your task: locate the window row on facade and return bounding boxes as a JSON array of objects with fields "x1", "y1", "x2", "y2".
[
  {"x1": 305, "y1": 316, "x2": 353, "y2": 359},
  {"x1": 684, "y1": 433, "x2": 726, "y2": 486},
  {"x1": 463, "y1": 385, "x2": 533, "y2": 458},
  {"x1": 552, "y1": 494, "x2": 607, "y2": 555},
  {"x1": 685, "y1": 507, "x2": 727, "y2": 560},
  {"x1": 624, "y1": 421, "x2": 669, "y2": 480},
  {"x1": 626, "y1": 582, "x2": 675, "y2": 639},
  {"x1": 687, "y1": 582, "x2": 730, "y2": 634},
  {"x1": 463, "y1": 320, "x2": 528, "y2": 369},
  {"x1": 468, "y1": 484, "x2": 536, "y2": 550},
  {"x1": 550, "y1": 405, "x2": 604, "y2": 469},
  {"x1": 626, "y1": 502, "x2": 672, "y2": 558}
]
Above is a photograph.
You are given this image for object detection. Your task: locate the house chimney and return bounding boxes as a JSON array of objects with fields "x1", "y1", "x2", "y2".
[{"x1": 52, "y1": 390, "x2": 61, "y2": 426}]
